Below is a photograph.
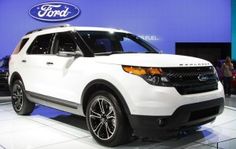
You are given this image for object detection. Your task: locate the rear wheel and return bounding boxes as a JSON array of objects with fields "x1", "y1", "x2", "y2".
[
  {"x1": 11, "y1": 80, "x2": 35, "y2": 115},
  {"x1": 86, "y1": 90, "x2": 131, "y2": 146}
]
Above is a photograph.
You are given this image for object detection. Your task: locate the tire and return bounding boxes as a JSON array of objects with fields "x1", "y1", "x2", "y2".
[
  {"x1": 11, "y1": 80, "x2": 35, "y2": 115},
  {"x1": 86, "y1": 90, "x2": 132, "y2": 147}
]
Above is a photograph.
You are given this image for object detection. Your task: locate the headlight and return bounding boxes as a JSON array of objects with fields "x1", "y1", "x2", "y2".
[{"x1": 122, "y1": 65, "x2": 170, "y2": 86}]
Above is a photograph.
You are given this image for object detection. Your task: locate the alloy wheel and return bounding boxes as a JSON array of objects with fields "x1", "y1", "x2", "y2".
[
  {"x1": 12, "y1": 84, "x2": 24, "y2": 112},
  {"x1": 88, "y1": 95, "x2": 117, "y2": 140}
]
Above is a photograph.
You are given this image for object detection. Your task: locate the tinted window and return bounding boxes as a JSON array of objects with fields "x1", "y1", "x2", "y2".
[
  {"x1": 13, "y1": 38, "x2": 29, "y2": 54},
  {"x1": 53, "y1": 32, "x2": 77, "y2": 54},
  {"x1": 20, "y1": 38, "x2": 29, "y2": 50},
  {"x1": 27, "y1": 34, "x2": 54, "y2": 54},
  {"x1": 78, "y1": 31, "x2": 158, "y2": 54}
]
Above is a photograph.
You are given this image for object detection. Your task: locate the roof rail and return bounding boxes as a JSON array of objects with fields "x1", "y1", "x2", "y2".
[{"x1": 25, "y1": 24, "x2": 70, "y2": 35}]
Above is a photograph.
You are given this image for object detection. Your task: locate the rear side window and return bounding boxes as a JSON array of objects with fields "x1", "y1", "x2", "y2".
[
  {"x1": 13, "y1": 38, "x2": 29, "y2": 54},
  {"x1": 27, "y1": 34, "x2": 54, "y2": 55}
]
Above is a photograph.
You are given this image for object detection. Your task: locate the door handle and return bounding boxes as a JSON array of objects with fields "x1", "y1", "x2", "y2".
[
  {"x1": 46, "y1": 62, "x2": 54, "y2": 65},
  {"x1": 21, "y1": 60, "x2": 26, "y2": 63}
]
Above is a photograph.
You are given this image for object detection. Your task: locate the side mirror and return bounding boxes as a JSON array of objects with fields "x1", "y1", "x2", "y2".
[
  {"x1": 74, "y1": 51, "x2": 83, "y2": 58},
  {"x1": 57, "y1": 51, "x2": 83, "y2": 58}
]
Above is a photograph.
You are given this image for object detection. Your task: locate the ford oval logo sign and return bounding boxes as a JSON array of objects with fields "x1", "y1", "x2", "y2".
[{"x1": 29, "y1": 2, "x2": 80, "y2": 22}]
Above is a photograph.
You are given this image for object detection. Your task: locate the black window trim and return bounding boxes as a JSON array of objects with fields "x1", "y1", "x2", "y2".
[{"x1": 74, "y1": 31, "x2": 94, "y2": 57}]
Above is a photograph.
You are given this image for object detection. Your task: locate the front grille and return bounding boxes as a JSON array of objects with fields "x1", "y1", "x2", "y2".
[{"x1": 163, "y1": 66, "x2": 218, "y2": 95}]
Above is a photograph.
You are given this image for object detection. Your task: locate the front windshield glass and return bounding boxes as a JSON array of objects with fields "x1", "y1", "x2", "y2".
[{"x1": 77, "y1": 31, "x2": 158, "y2": 55}]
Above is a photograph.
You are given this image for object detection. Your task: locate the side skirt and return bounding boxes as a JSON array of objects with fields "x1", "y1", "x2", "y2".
[{"x1": 25, "y1": 91, "x2": 84, "y2": 116}]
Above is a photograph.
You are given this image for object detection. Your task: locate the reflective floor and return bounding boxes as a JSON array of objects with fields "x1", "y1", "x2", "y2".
[
  {"x1": 0, "y1": 97, "x2": 236, "y2": 149},
  {"x1": 225, "y1": 95, "x2": 236, "y2": 108}
]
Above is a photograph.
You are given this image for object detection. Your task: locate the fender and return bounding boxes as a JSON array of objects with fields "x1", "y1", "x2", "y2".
[
  {"x1": 9, "y1": 72, "x2": 23, "y2": 91},
  {"x1": 81, "y1": 79, "x2": 131, "y2": 115}
]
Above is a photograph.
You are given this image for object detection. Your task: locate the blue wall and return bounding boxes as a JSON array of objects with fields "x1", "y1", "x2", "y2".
[
  {"x1": 233, "y1": 0, "x2": 236, "y2": 59},
  {"x1": 0, "y1": 0, "x2": 231, "y2": 58}
]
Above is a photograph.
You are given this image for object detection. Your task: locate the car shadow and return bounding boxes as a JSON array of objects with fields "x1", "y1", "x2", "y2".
[
  {"x1": 32, "y1": 105, "x2": 216, "y2": 148},
  {"x1": 52, "y1": 114, "x2": 88, "y2": 131},
  {"x1": 31, "y1": 105, "x2": 88, "y2": 130}
]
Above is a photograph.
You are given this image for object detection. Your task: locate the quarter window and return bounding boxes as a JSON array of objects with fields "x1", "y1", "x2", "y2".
[
  {"x1": 13, "y1": 38, "x2": 29, "y2": 54},
  {"x1": 27, "y1": 34, "x2": 54, "y2": 54}
]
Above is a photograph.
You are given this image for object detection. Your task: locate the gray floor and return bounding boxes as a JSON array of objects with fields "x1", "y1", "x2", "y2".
[
  {"x1": 225, "y1": 95, "x2": 236, "y2": 108},
  {"x1": 0, "y1": 96, "x2": 236, "y2": 149}
]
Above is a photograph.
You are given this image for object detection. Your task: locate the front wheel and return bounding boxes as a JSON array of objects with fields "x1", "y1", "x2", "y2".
[
  {"x1": 86, "y1": 90, "x2": 132, "y2": 146},
  {"x1": 11, "y1": 80, "x2": 35, "y2": 115}
]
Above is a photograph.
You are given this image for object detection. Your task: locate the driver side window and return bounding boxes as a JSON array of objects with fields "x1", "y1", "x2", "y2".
[{"x1": 53, "y1": 32, "x2": 78, "y2": 54}]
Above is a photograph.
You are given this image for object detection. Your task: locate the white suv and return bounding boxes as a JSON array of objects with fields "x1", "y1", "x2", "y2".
[{"x1": 9, "y1": 25, "x2": 224, "y2": 146}]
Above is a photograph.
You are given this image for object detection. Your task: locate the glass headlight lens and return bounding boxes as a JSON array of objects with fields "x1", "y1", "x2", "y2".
[{"x1": 122, "y1": 65, "x2": 170, "y2": 86}]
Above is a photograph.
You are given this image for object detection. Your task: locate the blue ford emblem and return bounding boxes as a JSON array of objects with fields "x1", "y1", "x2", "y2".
[
  {"x1": 198, "y1": 74, "x2": 208, "y2": 82},
  {"x1": 29, "y1": 2, "x2": 80, "y2": 22}
]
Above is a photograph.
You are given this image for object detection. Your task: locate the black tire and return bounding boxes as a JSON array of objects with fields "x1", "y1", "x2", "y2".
[
  {"x1": 11, "y1": 80, "x2": 35, "y2": 115},
  {"x1": 86, "y1": 90, "x2": 132, "y2": 147}
]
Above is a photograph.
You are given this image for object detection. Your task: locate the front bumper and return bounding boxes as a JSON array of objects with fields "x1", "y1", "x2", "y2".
[
  {"x1": 128, "y1": 97, "x2": 224, "y2": 138},
  {"x1": 118, "y1": 73, "x2": 224, "y2": 115}
]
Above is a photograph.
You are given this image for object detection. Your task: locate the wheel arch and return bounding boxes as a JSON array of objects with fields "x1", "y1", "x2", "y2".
[
  {"x1": 9, "y1": 72, "x2": 23, "y2": 91},
  {"x1": 81, "y1": 79, "x2": 131, "y2": 116}
]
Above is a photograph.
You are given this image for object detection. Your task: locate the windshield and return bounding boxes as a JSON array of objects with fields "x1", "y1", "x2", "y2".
[{"x1": 77, "y1": 31, "x2": 158, "y2": 55}]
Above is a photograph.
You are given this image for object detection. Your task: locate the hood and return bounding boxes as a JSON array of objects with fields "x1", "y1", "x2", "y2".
[{"x1": 93, "y1": 53, "x2": 211, "y2": 67}]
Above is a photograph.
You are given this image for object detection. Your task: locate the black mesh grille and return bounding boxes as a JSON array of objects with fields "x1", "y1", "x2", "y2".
[{"x1": 163, "y1": 66, "x2": 218, "y2": 95}]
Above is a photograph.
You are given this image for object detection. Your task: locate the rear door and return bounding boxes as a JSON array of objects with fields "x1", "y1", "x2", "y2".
[{"x1": 22, "y1": 33, "x2": 55, "y2": 94}]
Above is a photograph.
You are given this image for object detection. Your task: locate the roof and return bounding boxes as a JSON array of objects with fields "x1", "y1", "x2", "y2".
[{"x1": 24, "y1": 24, "x2": 130, "y2": 38}]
